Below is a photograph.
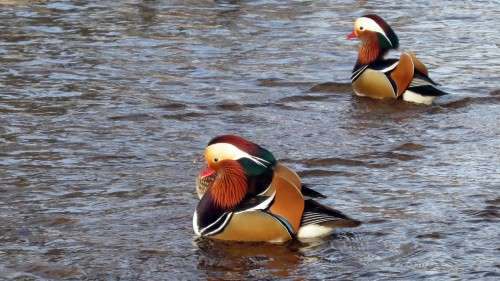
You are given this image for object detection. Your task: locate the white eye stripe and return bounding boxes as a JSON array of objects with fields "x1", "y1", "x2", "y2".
[
  {"x1": 249, "y1": 155, "x2": 270, "y2": 167},
  {"x1": 357, "y1": 17, "x2": 392, "y2": 47},
  {"x1": 208, "y1": 143, "x2": 270, "y2": 167}
]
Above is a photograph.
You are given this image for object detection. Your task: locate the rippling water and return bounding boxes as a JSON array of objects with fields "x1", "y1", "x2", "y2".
[{"x1": 0, "y1": 0, "x2": 499, "y2": 280}]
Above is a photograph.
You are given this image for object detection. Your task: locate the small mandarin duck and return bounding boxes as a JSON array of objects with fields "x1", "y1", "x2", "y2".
[
  {"x1": 348, "y1": 14, "x2": 450, "y2": 105},
  {"x1": 193, "y1": 135, "x2": 361, "y2": 243}
]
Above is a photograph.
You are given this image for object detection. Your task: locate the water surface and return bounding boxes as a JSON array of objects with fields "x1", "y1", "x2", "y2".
[{"x1": 0, "y1": 0, "x2": 499, "y2": 280}]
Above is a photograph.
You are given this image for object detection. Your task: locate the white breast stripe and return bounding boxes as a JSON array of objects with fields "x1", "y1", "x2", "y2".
[
  {"x1": 236, "y1": 191, "x2": 276, "y2": 213},
  {"x1": 257, "y1": 183, "x2": 272, "y2": 196},
  {"x1": 204, "y1": 213, "x2": 233, "y2": 236},
  {"x1": 379, "y1": 61, "x2": 399, "y2": 73},
  {"x1": 351, "y1": 65, "x2": 369, "y2": 82},
  {"x1": 199, "y1": 212, "x2": 230, "y2": 235}
]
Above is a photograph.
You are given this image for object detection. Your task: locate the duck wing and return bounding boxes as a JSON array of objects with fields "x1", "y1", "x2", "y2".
[{"x1": 300, "y1": 199, "x2": 361, "y2": 228}]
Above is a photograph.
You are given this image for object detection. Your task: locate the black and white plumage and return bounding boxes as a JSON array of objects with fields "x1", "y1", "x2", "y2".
[{"x1": 297, "y1": 200, "x2": 361, "y2": 239}]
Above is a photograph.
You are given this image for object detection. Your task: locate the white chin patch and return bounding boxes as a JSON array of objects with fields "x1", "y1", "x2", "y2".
[
  {"x1": 403, "y1": 90, "x2": 436, "y2": 105},
  {"x1": 297, "y1": 224, "x2": 334, "y2": 240}
]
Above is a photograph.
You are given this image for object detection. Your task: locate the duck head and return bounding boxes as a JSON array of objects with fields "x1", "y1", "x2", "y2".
[
  {"x1": 348, "y1": 14, "x2": 399, "y2": 65},
  {"x1": 199, "y1": 135, "x2": 276, "y2": 209}
]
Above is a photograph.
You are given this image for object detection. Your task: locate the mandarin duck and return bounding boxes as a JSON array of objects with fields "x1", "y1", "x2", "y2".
[
  {"x1": 348, "y1": 14, "x2": 450, "y2": 105},
  {"x1": 193, "y1": 135, "x2": 361, "y2": 243}
]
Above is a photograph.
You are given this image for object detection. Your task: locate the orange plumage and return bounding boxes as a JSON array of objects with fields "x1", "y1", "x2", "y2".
[{"x1": 209, "y1": 160, "x2": 247, "y2": 209}]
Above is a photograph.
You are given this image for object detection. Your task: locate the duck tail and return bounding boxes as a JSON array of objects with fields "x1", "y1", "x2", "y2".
[
  {"x1": 301, "y1": 184, "x2": 327, "y2": 199},
  {"x1": 297, "y1": 200, "x2": 361, "y2": 239},
  {"x1": 408, "y1": 85, "x2": 450, "y2": 96}
]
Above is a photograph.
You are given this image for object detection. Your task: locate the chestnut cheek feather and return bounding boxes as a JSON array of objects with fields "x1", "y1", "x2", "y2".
[
  {"x1": 210, "y1": 160, "x2": 248, "y2": 210},
  {"x1": 358, "y1": 33, "x2": 381, "y2": 65}
]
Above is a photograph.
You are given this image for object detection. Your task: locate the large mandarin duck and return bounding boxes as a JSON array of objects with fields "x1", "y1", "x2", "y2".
[
  {"x1": 193, "y1": 135, "x2": 361, "y2": 243},
  {"x1": 348, "y1": 14, "x2": 450, "y2": 105}
]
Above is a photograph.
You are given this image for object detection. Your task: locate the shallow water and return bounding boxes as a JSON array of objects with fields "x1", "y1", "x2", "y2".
[{"x1": 0, "y1": 0, "x2": 499, "y2": 280}]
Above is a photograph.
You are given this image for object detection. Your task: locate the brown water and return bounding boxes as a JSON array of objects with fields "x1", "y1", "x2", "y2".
[{"x1": 0, "y1": 0, "x2": 499, "y2": 280}]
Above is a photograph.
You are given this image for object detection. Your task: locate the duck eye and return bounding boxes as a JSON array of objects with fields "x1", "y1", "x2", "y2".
[
  {"x1": 359, "y1": 26, "x2": 364, "y2": 31},
  {"x1": 214, "y1": 158, "x2": 219, "y2": 162}
]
